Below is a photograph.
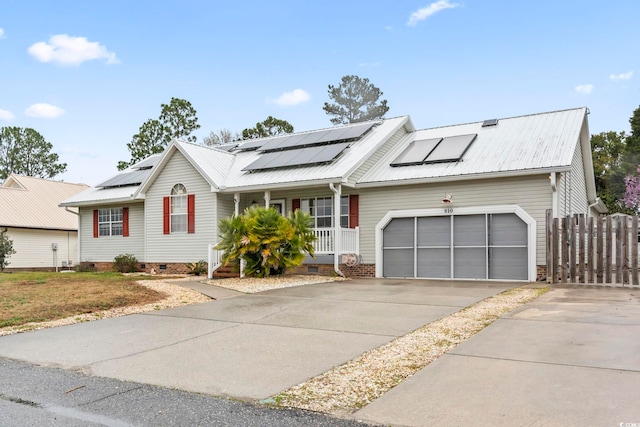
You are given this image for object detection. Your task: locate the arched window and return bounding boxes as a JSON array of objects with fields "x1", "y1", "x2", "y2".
[{"x1": 170, "y1": 184, "x2": 187, "y2": 233}]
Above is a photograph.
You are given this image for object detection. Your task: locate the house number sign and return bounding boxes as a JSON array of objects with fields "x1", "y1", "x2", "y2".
[{"x1": 444, "y1": 207, "x2": 454, "y2": 214}]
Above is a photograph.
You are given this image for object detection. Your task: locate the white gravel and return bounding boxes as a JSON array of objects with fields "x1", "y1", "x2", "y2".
[{"x1": 205, "y1": 275, "x2": 348, "y2": 293}]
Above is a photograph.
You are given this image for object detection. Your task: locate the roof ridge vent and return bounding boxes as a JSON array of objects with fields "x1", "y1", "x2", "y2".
[{"x1": 482, "y1": 118, "x2": 498, "y2": 127}]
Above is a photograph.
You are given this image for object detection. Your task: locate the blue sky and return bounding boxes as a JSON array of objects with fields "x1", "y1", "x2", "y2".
[{"x1": 1, "y1": 0, "x2": 638, "y2": 185}]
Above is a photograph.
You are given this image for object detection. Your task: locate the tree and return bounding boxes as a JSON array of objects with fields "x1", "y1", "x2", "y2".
[
  {"x1": 621, "y1": 106, "x2": 640, "y2": 212},
  {"x1": 203, "y1": 129, "x2": 240, "y2": 146},
  {"x1": 215, "y1": 206, "x2": 316, "y2": 277},
  {"x1": 241, "y1": 116, "x2": 294, "y2": 140},
  {"x1": 0, "y1": 127, "x2": 67, "y2": 180},
  {"x1": 0, "y1": 230, "x2": 16, "y2": 272},
  {"x1": 118, "y1": 97, "x2": 200, "y2": 170},
  {"x1": 590, "y1": 131, "x2": 629, "y2": 212},
  {"x1": 323, "y1": 75, "x2": 390, "y2": 125}
]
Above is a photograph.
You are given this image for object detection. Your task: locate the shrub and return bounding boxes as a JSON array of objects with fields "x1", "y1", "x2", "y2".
[
  {"x1": 215, "y1": 206, "x2": 316, "y2": 277},
  {"x1": 187, "y1": 260, "x2": 207, "y2": 276},
  {"x1": 113, "y1": 254, "x2": 138, "y2": 273},
  {"x1": 0, "y1": 230, "x2": 16, "y2": 272}
]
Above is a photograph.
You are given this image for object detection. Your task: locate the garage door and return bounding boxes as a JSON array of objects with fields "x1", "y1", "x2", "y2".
[{"x1": 382, "y1": 213, "x2": 528, "y2": 280}]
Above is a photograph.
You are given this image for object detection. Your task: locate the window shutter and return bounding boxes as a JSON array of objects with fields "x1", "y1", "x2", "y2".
[
  {"x1": 93, "y1": 210, "x2": 99, "y2": 238},
  {"x1": 122, "y1": 207, "x2": 129, "y2": 237},
  {"x1": 349, "y1": 194, "x2": 359, "y2": 228},
  {"x1": 163, "y1": 197, "x2": 170, "y2": 234},
  {"x1": 187, "y1": 194, "x2": 195, "y2": 234},
  {"x1": 292, "y1": 199, "x2": 300, "y2": 212}
]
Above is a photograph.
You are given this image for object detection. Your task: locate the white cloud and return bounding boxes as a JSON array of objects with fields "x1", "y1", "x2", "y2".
[
  {"x1": 28, "y1": 34, "x2": 119, "y2": 66},
  {"x1": 610, "y1": 71, "x2": 633, "y2": 81},
  {"x1": 407, "y1": 0, "x2": 459, "y2": 27},
  {"x1": 575, "y1": 84, "x2": 594, "y2": 95},
  {"x1": 25, "y1": 103, "x2": 65, "y2": 119},
  {"x1": 0, "y1": 109, "x2": 15, "y2": 121},
  {"x1": 0, "y1": 28, "x2": 5, "y2": 39},
  {"x1": 269, "y1": 89, "x2": 311, "y2": 106}
]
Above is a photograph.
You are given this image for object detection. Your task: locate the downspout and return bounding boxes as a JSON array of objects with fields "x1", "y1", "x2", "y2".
[
  {"x1": 65, "y1": 207, "x2": 80, "y2": 267},
  {"x1": 587, "y1": 197, "x2": 602, "y2": 218},
  {"x1": 550, "y1": 173, "x2": 558, "y2": 218},
  {"x1": 329, "y1": 183, "x2": 345, "y2": 277}
]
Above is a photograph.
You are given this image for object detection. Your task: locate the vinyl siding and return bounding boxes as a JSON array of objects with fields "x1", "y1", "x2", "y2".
[
  {"x1": 215, "y1": 193, "x2": 235, "y2": 242},
  {"x1": 78, "y1": 203, "x2": 144, "y2": 262},
  {"x1": 558, "y1": 142, "x2": 589, "y2": 218},
  {"x1": 145, "y1": 150, "x2": 217, "y2": 263},
  {"x1": 5, "y1": 228, "x2": 78, "y2": 269},
  {"x1": 357, "y1": 174, "x2": 552, "y2": 266}
]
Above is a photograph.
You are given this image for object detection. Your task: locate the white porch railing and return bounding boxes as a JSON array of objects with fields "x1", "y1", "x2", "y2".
[
  {"x1": 207, "y1": 243, "x2": 224, "y2": 279},
  {"x1": 313, "y1": 227, "x2": 360, "y2": 255}
]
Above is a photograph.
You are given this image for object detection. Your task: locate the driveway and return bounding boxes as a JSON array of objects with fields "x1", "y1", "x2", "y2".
[{"x1": 0, "y1": 278, "x2": 510, "y2": 401}]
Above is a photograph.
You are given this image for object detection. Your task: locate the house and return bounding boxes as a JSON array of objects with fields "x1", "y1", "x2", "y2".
[
  {"x1": 0, "y1": 175, "x2": 88, "y2": 270},
  {"x1": 61, "y1": 107, "x2": 606, "y2": 281}
]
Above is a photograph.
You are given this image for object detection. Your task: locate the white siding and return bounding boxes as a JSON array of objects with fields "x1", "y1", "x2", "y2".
[
  {"x1": 215, "y1": 193, "x2": 235, "y2": 243},
  {"x1": 145, "y1": 150, "x2": 217, "y2": 263},
  {"x1": 557, "y1": 142, "x2": 589, "y2": 218},
  {"x1": 5, "y1": 228, "x2": 79, "y2": 269},
  {"x1": 78, "y1": 203, "x2": 145, "y2": 262},
  {"x1": 349, "y1": 126, "x2": 408, "y2": 184},
  {"x1": 358, "y1": 175, "x2": 552, "y2": 266}
]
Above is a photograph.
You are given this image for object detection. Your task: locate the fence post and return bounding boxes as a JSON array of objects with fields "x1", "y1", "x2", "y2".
[
  {"x1": 579, "y1": 216, "x2": 585, "y2": 283},
  {"x1": 570, "y1": 216, "x2": 577, "y2": 283},
  {"x1": 622, "y1": 217, "x2": 629, "y2": 284},
  {"x1": 605, "y1": 217, "x2": 613, "y2": 283},
  {"x1": 546, "y1": 210, "x2": 553, "y2": 283},
  {"x1": 561, "y1": 217, "x2": 569, "y2": 283},
  {"x1": 597, "y1": 217, "x2": 604, "y2": 283},
  {"x1": 616, "y1": 217, "x2": 623, "y2": 284},
  {"x1": 552, "y1": 217, "x2": 559, "y2": 283}
]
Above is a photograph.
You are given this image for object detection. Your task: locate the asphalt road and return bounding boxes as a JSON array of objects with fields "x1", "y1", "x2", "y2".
[{"x1": 0, "y1": 357, "x2": 375, "y2": 427}]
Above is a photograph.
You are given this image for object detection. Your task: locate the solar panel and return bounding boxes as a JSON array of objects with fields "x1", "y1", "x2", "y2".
[
  {"x1": 243, "y1": 143, "x2": 349, "y2": 171},
  {"x1": 424, "y1": 134, "x2": 477, "y2": 164},
  {"x1": 97, "y1": 169, "x2": 152, "y2": 188},
  {"x1": 236, "y1": 138, "x2": 268, "y2": 151},
  {"x1": 215, "y1": 144, "x2": 238, "y2": 152},
  {"x1": 482, "y1": 119, "x2": 498, "y2": 127},
  {"x1": 390, "y1": 138, "x2": 442, "y2": 167},
  {"x1": 259, "y1": 122, "x2": 375, "y2": 152},
  {"x1": 131, "y1": 155, "x2": 161, "y2": 170}
]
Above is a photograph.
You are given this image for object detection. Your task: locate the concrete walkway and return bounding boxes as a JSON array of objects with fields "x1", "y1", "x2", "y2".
[{"x1": 354, "y1": 285, "x2": 640, "y2": 426}]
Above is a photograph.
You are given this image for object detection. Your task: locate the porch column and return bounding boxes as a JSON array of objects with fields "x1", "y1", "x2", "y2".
[
  {"x1": 264, "y1": 190, "x2": 271, "y2": 208},
  {"x1": 329, "y1": 183, "x2": 344, "y2": 276},
  {"x1": 234, "y1": 193, "x2": 240, "y2": 215}
]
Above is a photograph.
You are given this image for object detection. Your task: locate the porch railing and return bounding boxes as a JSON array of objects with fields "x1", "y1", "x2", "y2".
[
  {"x1": 313, "y1": 227, "x2": 359, "y2": 255},
  {"x1": 207, "y1": 243, "x2": 224, "y2": 279}
]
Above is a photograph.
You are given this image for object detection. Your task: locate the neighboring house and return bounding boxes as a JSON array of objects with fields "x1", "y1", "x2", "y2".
[
  {"x1": 0, "y1": 175, "x2": 88, "y2": 270},
  {"x1": 61, "y1": 107, "x2": 606, "y2": 281}
]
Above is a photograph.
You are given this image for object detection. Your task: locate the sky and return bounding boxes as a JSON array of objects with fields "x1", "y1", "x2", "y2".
[{"x1": 1, "y1": 0, "x2": 638, "y2": 186}]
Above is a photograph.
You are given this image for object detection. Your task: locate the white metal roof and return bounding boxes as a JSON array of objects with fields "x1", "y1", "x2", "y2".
[
  {"x1": 358, "y1": 107, "x2": 588, "y2": 186},
  {"x1": 62, "y1": 108, "x2": 592, "y2": 206},
  {"x1": 0, "y1": 175, "x2": 88, "y2": 230}
]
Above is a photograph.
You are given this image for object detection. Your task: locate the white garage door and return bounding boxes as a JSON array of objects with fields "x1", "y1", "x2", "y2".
[{"x1": 382, "y1": 213, "x2": 528, "y2": 280}]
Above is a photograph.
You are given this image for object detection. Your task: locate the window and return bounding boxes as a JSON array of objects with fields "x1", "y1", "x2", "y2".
[
  {"x1": 98, "y1": 208, "x2": 123, "y2": 236},
  {"x1": 171, "y1": 184, "x2": 187, "y2": 233},
  {"x1": 301, "y1": 196, "x2": 349, "y2": 228},
  {"x1": 163, "y1": 184, "x2": 195, "y2": 235}
]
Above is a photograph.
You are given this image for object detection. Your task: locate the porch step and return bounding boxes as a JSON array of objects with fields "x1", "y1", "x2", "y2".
[{"x1": 212, "y1": 265, "x2": 239, "y2": 279}]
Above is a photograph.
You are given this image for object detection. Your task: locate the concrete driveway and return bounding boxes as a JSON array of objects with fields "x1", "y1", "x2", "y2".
[
  {"x1": 354, "y1": 285, "x2": 640, "y2": 426},
  {"x1": 0, "y1": 279, "x2": 510, "y2": 401}
]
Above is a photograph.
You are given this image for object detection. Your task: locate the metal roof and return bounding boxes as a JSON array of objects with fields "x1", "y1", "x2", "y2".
[
  {"x1": 0, "y1": 175, "x2": 88, "y2": 230},
  {"x1": 358, "y1": 107, "x2": 588, "y2": 185}
]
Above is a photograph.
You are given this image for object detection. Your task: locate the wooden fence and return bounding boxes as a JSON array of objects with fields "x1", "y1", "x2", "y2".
[{"x1": 546, "y1": 210, "x2": 640, "y2": 285}]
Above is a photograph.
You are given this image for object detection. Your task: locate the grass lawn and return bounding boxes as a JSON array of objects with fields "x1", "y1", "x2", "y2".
[{"x1": 0, "y1": 272, "x2": 169, "y2": 328}]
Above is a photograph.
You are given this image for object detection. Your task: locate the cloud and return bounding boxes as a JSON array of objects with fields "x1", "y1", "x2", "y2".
[
  {"x1": 0, "y1": 109, "x2": 15, "y2": 121},
  {"x1": 610, "y1": 71, "x2": 633, "y2": 81},
  {"x1": 269, "y1": 89, "x2": 311, "y2": 106},
  {"x1": 0, "y1": 28, "x2": 5, "y2": 39},
  {"x1": 25, "y1": 103, "x2": 65, "y2": 118},
  {"x1": 407, "y1": 0, "x2": 459, "y2": 27},
  {"x1": 28, "y1": 34, "x2": 119, "y2": 66},
  {"x1": 575, "y1": 84, "x2": 594, "y2": 95}
]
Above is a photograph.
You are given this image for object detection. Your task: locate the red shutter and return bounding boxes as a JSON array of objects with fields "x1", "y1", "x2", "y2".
[
  {"x1": 122, "y1": 207, "x2": 129, "y2": 237},
  {"x1": 292, "y1": 199, "x2": 300, "y2": 212},
  {"x1": 93, "y1": 210, "x2": 99, "y2": 238},
  {"x1": 187, "y1": 194, "x2": 195, "y2": 234},
  {"x1": 349, "y1": 194, "x2": 359, "y2": 228},
  {"x1": 163, "y1": 197, "x2": 170, "y2": 234}
]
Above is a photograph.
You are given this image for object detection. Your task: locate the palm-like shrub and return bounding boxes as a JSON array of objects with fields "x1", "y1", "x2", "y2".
[{"x1": 215, "y1": 206, "x2": 316, "y2": 277}]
